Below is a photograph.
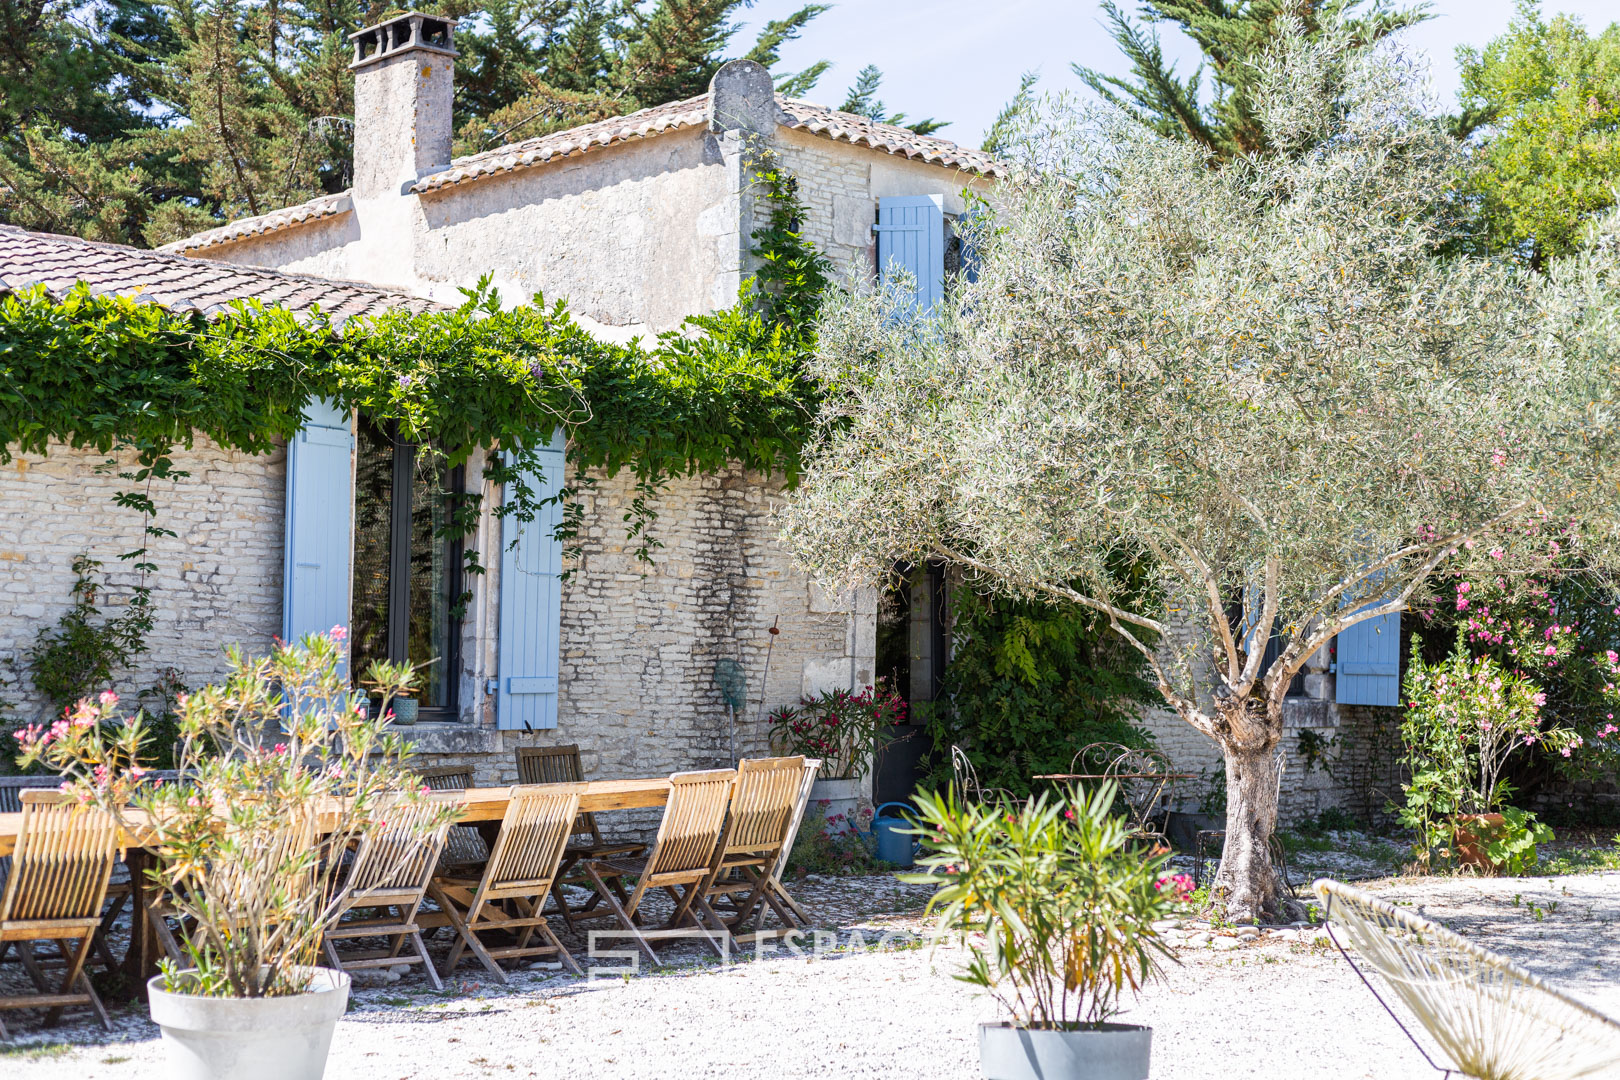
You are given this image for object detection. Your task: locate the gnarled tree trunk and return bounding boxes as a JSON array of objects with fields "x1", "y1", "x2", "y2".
[{"x1": 1210, "y1": 695, "x2": 1287, "y2": 921}]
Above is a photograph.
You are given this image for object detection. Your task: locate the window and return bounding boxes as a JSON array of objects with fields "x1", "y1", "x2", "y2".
[{"x1": 351, "y1": 414, "x2": 463, "y2": 720}]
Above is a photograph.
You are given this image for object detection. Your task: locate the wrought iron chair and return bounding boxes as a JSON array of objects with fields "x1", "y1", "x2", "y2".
[{"x1": 1316, "y1": 879, "x2": 1620, "y2": 1080}]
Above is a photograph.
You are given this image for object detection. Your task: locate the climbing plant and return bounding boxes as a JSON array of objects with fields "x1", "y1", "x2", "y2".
[{"x1": 0, "y1": 156, "x2": 829, "y2": 579}]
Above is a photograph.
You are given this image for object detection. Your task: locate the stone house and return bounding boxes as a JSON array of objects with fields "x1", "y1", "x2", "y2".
[{"x1": 1, "y1": 11, "x2": 1001, "y2": 795}]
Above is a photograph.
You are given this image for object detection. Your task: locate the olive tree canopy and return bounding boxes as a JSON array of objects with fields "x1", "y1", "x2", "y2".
[{"x1": 780, "y1": 24, "x2": 1620, "y2": 919}]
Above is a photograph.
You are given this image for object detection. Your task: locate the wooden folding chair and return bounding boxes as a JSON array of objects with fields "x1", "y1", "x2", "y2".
[
  {"x1": 323, "y1": 797, "x2": 450, "y2": 990},
  {"x1": 761, "y1": 757, "x2": 820, "y2": 927},
  {"x1": 514, "y1": 745, "x2": 646, "y2": 928},
  {"x1": 423, "y1": 784, "x2": 584, "y2": 982},
  {"x1": 415, "y1": 765, "x2": 490, "y2": 872},
  {"x1": 580, "y1": 769, "x2": 736, "y2": 967},
  {"x1": 697, "y1": 757, "x2": 809, "y2": 946},
  {"x1": 0, "y1": 790, "x2": 118, "y2": 1036}
]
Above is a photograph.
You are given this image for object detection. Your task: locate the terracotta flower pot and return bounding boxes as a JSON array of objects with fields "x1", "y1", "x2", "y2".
[{"x1": 1451, "y1": 813, "x2": 1506, "y2": 871}]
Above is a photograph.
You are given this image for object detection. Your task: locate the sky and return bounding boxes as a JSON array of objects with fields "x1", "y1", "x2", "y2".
[{"x1": 737, "y1": 1, "x2": 1620, "y2": 149}]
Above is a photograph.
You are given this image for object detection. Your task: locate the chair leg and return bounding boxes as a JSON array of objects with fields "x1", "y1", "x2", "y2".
[
  {"x1": 19, "y1": 941, "x2": 49, "y2": 991},
  {"x1": 534, "y1": 918, "x2": 583, "y2": 977},
  {"x1": 430, "y1": 883, "x2": 507, "y2": 985},
  {"x1": 411, "y1": 931, "x2": 443, "y2": 991},
  {"x1": 584, "y1": 864, "x2": 660, "y2": 968},
  {"x1": 691, "y1": 893, "x2": 734, "y2": 958},
  {"x1": 44, "y1": 934, "x2": 95, "y2": 1028},
  {"x1": 148, "y1": 903, "x2": 185, "y2": 963},
  {"x1": 78, "y1": 969, "x2": 112, "y2": 1031}
]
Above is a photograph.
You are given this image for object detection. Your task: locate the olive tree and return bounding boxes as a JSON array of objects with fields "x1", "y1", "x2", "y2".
[{"x1": 780, "y1": 25, "x2": 1620, "y2": 920}]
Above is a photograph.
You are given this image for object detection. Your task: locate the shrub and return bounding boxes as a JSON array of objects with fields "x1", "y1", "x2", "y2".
[
  {"x1": 769, "y1": 682, "x2": 905, "y2": 780},
  {"x1": 16, "y1": 630, "x2": 458, "y2": 997},
  {"x1": 906, "y1": 781, "x2": 1184, "y2": 1028}
]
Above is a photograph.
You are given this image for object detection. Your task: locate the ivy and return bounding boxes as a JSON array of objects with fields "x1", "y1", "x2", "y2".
[{"x1": 0, "y1": 153, "x2": 830, "y2": 594}]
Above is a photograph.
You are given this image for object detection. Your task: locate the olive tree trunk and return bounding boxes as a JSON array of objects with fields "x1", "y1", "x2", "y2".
[{"x1": 1209, "y1": 697, "x2": 1287, "y2": 921}]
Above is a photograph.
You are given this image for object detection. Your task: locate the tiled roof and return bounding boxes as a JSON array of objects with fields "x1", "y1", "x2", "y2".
[
  {"x1": 776, "y1": 99, "x2": 1005, "y2": 178},
  {"x1": 158, "y1": 191, "x2": 353, "y2": 255},
  {"x1": 0, "y1": 225, "x2": 441, "y2": 324},
  {"x1": 408, "y1": 93, "x2": 1005, "y2": 194}
]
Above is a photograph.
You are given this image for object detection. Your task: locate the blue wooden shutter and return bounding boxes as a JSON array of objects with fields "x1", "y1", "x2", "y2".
[
  {"x1": 875, "y1": 194, "x2": 945, "y2": 312},
  {"x1": 282, "y1": 399, "x2": 354, "y2": 669},
  {"x1": 1335, "y1": 606, "x2": 1401, "y2": 706},
  {"x1": 497, "y1": 431, "x2": 566, "y2": 730}
]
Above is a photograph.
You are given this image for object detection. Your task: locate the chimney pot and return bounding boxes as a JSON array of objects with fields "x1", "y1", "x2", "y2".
[{"x1": 349, "y1": 11, "x2": 457, "y2": 198}]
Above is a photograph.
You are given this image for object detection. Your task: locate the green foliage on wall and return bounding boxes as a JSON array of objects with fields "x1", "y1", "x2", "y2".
[
  {"x1": 923, "y1": 591, "x2": 1161, "y2": 798},
  {"x1": 0, "y1": 158, "x2": 828, "y2": 556}
]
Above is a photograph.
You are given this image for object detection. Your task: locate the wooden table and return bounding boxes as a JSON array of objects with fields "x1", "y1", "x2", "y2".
[{"x1": 0, "y1": 778, "x2": 673, "y2": 993}]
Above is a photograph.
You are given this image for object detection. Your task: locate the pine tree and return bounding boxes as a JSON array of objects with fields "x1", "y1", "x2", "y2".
[
  {"x1": 1073, "y1": 1, "x2": 1429, "y2": 160},
  {"x1": 838, "y1": 64, "x2": 948, "y2": 135}
]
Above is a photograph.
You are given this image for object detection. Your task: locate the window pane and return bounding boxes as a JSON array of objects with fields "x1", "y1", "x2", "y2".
[
  {"x1": 350, "y1": 414, "x2": 394, "y2": 688},
  {"x1": 408, "y1": 452, "x2": 459, "y2": 710}
]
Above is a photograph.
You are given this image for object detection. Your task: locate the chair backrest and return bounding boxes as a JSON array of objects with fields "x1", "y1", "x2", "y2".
[
  {"x1": 771, "y1": 758, "x2": 821, "y2": 882},
  {"x1": 718, "y1": 757, "x2": 805, "y2": 859},
  {"x1": 0, "y1": 776, "x2": 62, "y2": 814},
  {"x1": 0, "y1": 789, "x2": 119, "y2": 923},
  {"x1": 416, "y1": 764, "x2": 475, "y2": 791},
  {"x1": 645, "y1": 769, "x2": 736, "y2": 877},
  {"x1": 483, "y1": 784, "x2": 585, "y2": 890},
  {"x1": 514, "y1": 745, "x2": 601, "y2": 842},
  {"x1": 346, "y1": 797, "x2": 450, "y2": 897},
  {"x1": 1316, "y1": 879, "x2": 1620, "y2": 1080}
]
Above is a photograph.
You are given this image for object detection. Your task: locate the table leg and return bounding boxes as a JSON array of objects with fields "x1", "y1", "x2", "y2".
[{"x1": 119, "y1": 847, "x2": 160, "y2": 997}]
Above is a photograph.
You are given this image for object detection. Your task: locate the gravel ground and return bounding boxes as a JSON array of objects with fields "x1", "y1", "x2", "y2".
[{"x1": 3, "y1": 871, "x2": 1617, "y2": 1079}]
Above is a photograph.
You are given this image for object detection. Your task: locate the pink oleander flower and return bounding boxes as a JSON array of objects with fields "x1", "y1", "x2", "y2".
[
  {"x1": 1544, "y1": 644, "x2": 1557, "y2": 656},
  {"x1": 98, "y1": 690, "x2": 118, "y2": 707},
  {"x1": 328, "y1": 625, "x2": 348, "y2": 642}
]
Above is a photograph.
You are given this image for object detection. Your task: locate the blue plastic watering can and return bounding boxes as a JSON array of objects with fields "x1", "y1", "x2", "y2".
[{"x1": 868, "y1": 802, "x2": 920, "y2": 868}]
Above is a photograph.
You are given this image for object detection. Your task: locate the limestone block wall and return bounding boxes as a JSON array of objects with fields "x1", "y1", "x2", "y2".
[
  {"x1": 767, "y1": 128, "x2": 997, "y2": 284},
  {"x1": 0, "y1": 439, "x2": 286, "y2": 728}
]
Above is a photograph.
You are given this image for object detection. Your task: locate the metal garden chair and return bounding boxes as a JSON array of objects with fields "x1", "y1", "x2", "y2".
[{"x1": 1316, "y1": 879, "x2": 1620, "y2": 1080}]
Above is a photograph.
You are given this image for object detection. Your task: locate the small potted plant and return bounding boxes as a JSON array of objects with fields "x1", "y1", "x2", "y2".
[
  {"x1": 769, "y1": 681, "x2": 904, "y2": 831},
  {"x1": 391, "y1": 685, "x2": 419, "y2": 725},
  {"x1": 906, "y1": 781, "x2": 1188, "y2": 1080},
  {"x1": 17, "y1": 629, "x2": 457, "y2": 1080}
]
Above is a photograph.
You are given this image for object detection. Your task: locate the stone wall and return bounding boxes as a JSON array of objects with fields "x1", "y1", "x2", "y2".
[
  {"x1": 767, "y1": 127, "x2": 996, "y2": 281},
  {"x1": 198, "y1": 127, "x2": 736, "y2": 342},
  {"x1": 0, "y1": 439, "x2": 286, "y2": 729},
  {"x1": 0, "y1": 442, "x2": 871, "y2": 832}
]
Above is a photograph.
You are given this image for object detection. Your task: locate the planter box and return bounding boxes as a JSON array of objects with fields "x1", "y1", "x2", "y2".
[{"x1": 810, "y1": 777, "x2": 863, "y2": 835}]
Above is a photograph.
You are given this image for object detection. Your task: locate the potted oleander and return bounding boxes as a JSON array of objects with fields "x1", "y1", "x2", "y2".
[
  {"x1": 16, "y1": 630, "x2": 456, "y2": 1080},
  {"x1": 906, "y1": 781, "x2": 1189, "y2": 1080},
  {"x1": 769, "y1": 681, "x2": 904, "y2": 832}
]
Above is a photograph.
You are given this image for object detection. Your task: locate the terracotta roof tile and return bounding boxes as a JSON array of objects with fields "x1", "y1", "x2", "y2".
[
  {"x1": 158, "y1": 192, "x2": 352, "y2": 255},
  {"x1": 0, "y1": 225, "x2": 441, "y2": 325},
  {"x1": 407, "y1": 93, "x2": 1005, "y2": 195}
]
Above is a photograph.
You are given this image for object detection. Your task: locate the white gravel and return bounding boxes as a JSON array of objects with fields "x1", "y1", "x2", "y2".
[{"x1": 4, "y1": 872, "x2": 1618, "y2": 1079}]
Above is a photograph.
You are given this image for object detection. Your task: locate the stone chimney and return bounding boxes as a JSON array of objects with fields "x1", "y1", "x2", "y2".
[{"x1": 349, "y1": 12, "x2": 457, "y2": 199}]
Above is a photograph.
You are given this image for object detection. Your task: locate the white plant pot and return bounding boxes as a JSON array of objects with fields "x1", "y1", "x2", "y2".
[
  {"x1": 147, "y1": 967, "x2": 351, "y2": 1080},
  {"x1": 978, "y1": 1022, "x2": 1152, "y2": 1080},
  {"x1": 809, "y1": 777, "x2": 863, "y2": 835}
]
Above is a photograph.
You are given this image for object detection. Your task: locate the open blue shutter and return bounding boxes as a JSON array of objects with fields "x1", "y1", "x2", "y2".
[
  {"x1": 1335, "y1": 607, "x2": 1401, "y2": 706},
  {"x1": 497, "y1": 431, "x2": 566, "y2": 730},
  {"x1": 875, "y1": 194, "x2": 945, "y2": 312},
  {"x1": 282, "y1": 399, "x2": 354, "y2": 669}
]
